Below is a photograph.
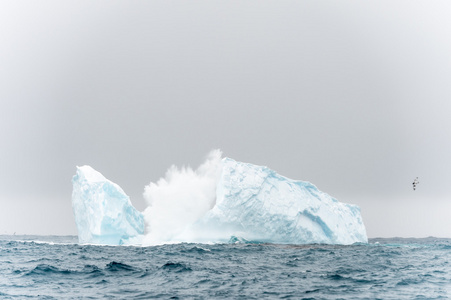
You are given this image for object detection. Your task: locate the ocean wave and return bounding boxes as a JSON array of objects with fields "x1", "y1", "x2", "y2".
[
  {"x1": 105, "y1": 261, "x2": 139, "y2": 273},
  {"x1": 24, "y1": 264, "x2": 72, "y2": 276},
  {"x1": 161, "y1": 262, "x2": 192, "y2": 273},
  {"x1": 1, "y1": 237, "x2": 450, "y2": 299}
]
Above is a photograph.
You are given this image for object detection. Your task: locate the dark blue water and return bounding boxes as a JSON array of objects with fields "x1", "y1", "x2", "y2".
[{"x1": 0, "y1": 236, "x2": 450, "y2": 299}]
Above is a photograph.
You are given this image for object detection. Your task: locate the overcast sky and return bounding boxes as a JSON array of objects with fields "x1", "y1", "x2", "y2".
[{"x1": 1, "y1": 1, "x2": 451, "y2": 238}]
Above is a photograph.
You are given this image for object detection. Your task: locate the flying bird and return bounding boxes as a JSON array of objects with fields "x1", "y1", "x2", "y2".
[{"x1": 412, "y1": 177, "x2": 419, "y2": 191}]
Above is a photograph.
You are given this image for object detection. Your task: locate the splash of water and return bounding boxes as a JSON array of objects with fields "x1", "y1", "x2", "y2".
[{"x1": 142, "y1": 150, "x2": 223, "y2": 245}]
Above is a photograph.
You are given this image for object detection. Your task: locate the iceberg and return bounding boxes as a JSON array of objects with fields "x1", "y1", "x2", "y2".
[
  {"x1": 72, "y1": 151, "x2": 367, "y2": 245},
  {"x1": 71, "y1": 166, "x2": 144, "y2": 245},
  {"x1": 186, "y1": 158, "x2": 368, "y2": 244}
]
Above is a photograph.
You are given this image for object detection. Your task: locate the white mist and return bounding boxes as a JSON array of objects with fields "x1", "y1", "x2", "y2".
[{"x1": 142, "y1": 150, "x2": 223, "y2": 245}]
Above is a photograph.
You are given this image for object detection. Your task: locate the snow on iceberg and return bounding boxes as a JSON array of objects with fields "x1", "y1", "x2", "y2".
[{"x1": 72, "y1": 166, "x2": 144, "y2": 245}]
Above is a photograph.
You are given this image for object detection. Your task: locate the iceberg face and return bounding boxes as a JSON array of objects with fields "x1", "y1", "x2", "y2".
[
  {"x1": 185, "y1": 158, "x2": 368, "y2": 245},
  {"x1": 72, "y1": 166, "x2": 144, "y2": 245}
]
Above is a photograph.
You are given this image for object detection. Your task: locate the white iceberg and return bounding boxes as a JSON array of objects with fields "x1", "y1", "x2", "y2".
[
  {"x1": 187, "y1": 157, "x2": 368, "y2": 244},
  {"x1": 71, "y1": 166, "x2": 144, "y2": 245},
  {"x1": 72, "y1": 151, "x2": 367, "y2": 245}
]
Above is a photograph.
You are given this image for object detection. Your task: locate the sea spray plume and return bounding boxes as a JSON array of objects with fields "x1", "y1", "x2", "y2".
[{"x1": 142, "y1": 150, "x2": 223, "y2": 245}]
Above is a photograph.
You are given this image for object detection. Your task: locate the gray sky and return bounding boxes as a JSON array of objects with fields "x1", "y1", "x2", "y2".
[{"x1": 1, "y1": 1, "x2": 451, "y2": 238}]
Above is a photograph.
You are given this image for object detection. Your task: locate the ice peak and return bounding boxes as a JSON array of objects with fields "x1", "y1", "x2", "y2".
[
  {"x1": 72, "y1": 165, "x2": 144, "y2": 245},
  {"x1": 76, "y1": 165, "x2": 106, "y2": 181}
]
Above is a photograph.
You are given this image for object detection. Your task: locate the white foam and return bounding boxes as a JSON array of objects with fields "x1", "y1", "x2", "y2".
[{"x1": 142, "y1": 150, "x2": 223, "y2": 245}]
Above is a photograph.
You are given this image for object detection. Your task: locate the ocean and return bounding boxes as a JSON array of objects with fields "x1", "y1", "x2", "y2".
[{"x1": 0, "y1": 236, "x2": 449, "y2": 299}]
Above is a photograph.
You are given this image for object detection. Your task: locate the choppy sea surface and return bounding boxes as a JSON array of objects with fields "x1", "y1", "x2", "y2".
[{"x1": 0, "y1": 236, "x2": 450, "y2": 299}]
